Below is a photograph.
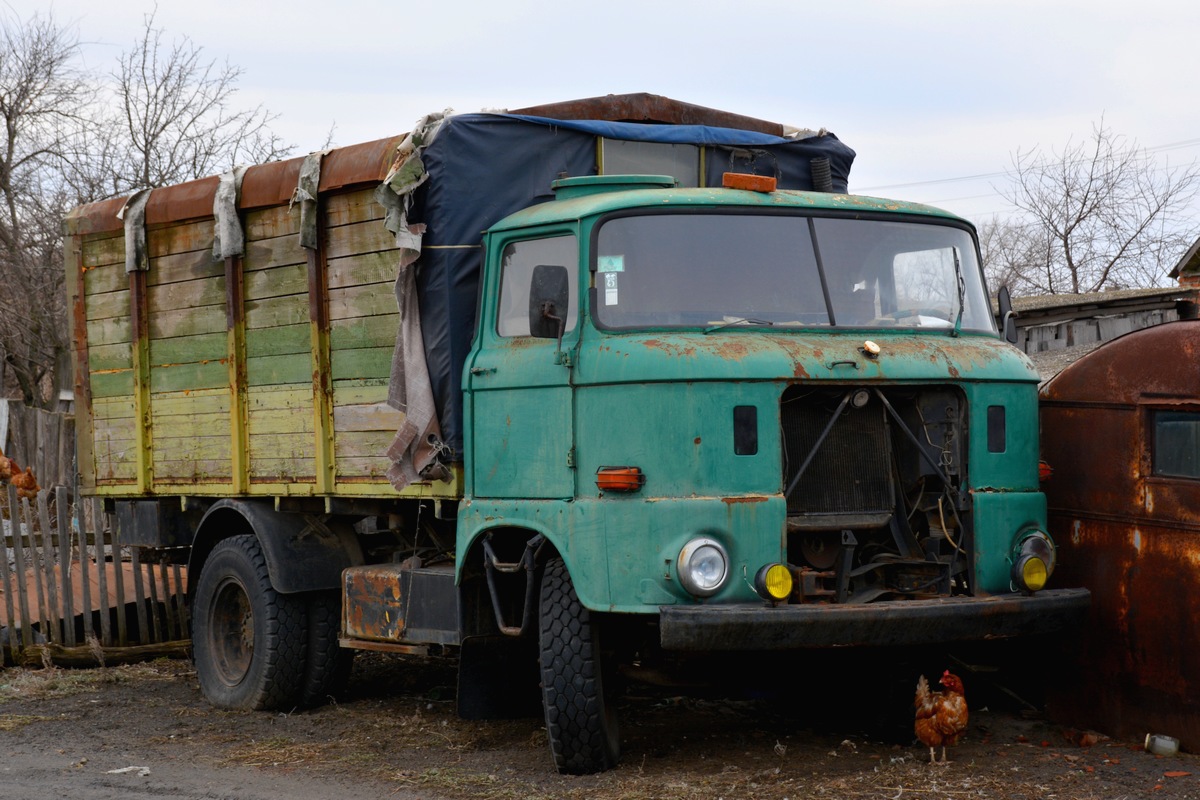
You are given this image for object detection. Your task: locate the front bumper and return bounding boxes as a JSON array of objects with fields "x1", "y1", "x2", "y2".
[{"x1": 659, "y1": 587, "x2": 1091, "y2": 650}]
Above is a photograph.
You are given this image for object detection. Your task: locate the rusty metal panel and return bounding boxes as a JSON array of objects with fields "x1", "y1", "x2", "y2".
[
  {"x1": 144, "y1": 175, "x2": 218, "y2": 225},
  {"x1": 1040, "y1": 319, "x2": 1200, "y2": 751},
  {"x1": 342, "y1": 564, "x2": 458, "y2": 645},
  {"x1": 511, "y1": 92, "x2": 785, "y2": 136}
]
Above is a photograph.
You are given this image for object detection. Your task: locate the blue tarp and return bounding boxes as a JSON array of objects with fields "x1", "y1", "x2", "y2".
[{"x1": 410, "y1": 113, "x2": 856, "y2": 458}]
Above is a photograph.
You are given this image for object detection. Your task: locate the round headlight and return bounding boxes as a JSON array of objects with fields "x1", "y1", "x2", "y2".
[
  {"x1": 677, "y1": 537, "x2": 729, "y2": 597},
  {"x1": 1014, "y1": 554, "x2": 1049, "y2": 592},
  {"x1": 754, "y1": 563, "x2": 794, "y2": 602},
  {"x1": 1018, "y1": 530, "x2": 1057, "y2": 575}
]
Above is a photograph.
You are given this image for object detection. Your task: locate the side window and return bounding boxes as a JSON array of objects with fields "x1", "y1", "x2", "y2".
[
  {"x1": 497, "y1": 236, "x2": 578, "y2": 337},
  {"x1": 1153, "y1": 410, "x2": 1200, "y2": 479}
]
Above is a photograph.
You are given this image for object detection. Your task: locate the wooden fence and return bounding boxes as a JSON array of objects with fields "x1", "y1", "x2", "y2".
[
  {"x1": 1, "y1": 400, "x2": 75, "y2": 492},
  {"x1": 1, "y1": 484, "x2": 189, "y2": 667}
]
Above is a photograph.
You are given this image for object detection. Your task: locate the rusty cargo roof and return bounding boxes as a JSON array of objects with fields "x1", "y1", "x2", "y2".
[{"x1": 62, "y1": 94, "x2": 799, "y2": 237}]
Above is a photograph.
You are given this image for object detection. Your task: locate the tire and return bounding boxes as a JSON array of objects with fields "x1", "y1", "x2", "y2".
[
  {"x1": 300, "y1": 590, "x2": 354, "y2": 707},
  {"x1": 192, "y1": 535, "x2": 306, "y2": 710},
  {"x1": 538, "y1": 557, "x2": 620, "y2": 774}
]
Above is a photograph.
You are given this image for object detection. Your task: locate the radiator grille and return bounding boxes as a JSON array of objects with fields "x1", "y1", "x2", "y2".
[{"x1": 782, "y1": 392, "x2": 894, "y2": 517}]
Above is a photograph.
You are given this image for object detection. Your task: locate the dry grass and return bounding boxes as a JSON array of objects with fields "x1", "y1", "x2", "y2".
[
  {"x1": 0, "y1": 713, "x2": 53, "y2": 730},
  {"x1": 0, "y1": 658, "x2": 186, "y2": 703}
]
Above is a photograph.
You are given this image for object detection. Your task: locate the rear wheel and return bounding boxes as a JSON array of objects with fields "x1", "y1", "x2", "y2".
[
  {"x1": 300, "y1": 590, "x2": 354, "y2": 706},
  {"x1": 538, "y1": 557, "x2": 620, "y2": 774},
  {"x1": 193, "y1": 535, "x2": 306, "y2": 710}
]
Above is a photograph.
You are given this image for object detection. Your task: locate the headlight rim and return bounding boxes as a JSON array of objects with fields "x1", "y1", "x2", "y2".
[{"x1": 677, "y1": 536, "x2": 730, "y2": 598}]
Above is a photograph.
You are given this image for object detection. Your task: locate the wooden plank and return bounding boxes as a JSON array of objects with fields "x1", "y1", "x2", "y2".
[
  {"x1": 172, "y1": 563, "x2": 187, "y2": 636},
  {"x1": 150, "y1": 434, "x2": 231, "y2": 461},
  {"x1": 22, "y1": 497, "x2": 48, "y2": 646},
  {"x1": 88, "y1": 342, "x2": 134, "y2": 372},
  {"x1": 0, "y1": 500, "x2": 19, "y2": 652},
  {"x1": 149, "y1": 331, "x2": 227, "y2": 365},
  {"x1": 82, "y1": 234, "x2": 127, "y2": 269},
  {"x1": 331, "y1": 346, "x2": 393, "y2": 382},
  {"x1": 130, "y1": 269, "x2": 153, "y2": 493},
  {"x1": 110, "y1": 514, "x2": 128, "y2": 647},
  {"x1": 149, "y1": 360, "x2": 228, "y2": 394},
  {"x1": 156, "y1": 561, "x2": 172, "y2": 642},
  {"x1": 327, "y1": 251, "x2": 396, "y2": 289},
  {"x1": 146, "y1": 218, "x2": 214, "y2": 259},
  {"x1": 325, "y1": 188, "x2": 384, "y2": 228},
  {"x1": 335, "y1": 456, "x2": 393, "y2": 481},
  {"x1": 56, "y1": 488, "x2": 76, "y2": 647},
  {"x1": 244, "y1": 204, "x2": 299, "y2": 240},
  {"x1": 86, "y1": 315, "x2": 132, "y2": 347},
  {"x1": 248, "y1": 431, "x2": 317, "y2": 461},
  {"x1": 333, "y1": 402, "x2": 406, "y2": 433},
  {"x1": 130, "y1": 546, "x2": 149, "y2": 645},
  {"x1": 149, "y1": 388, "x2": 228, "y2": 416},
  {"x1": 86, "y1": 288, "x2": 131, "y2": 322},
  {"x1": 330, "y1": 315, "x2": 398, "y2": 352},
  {"x1": 325, "y1": 217, "x2": 395, "y2": 260},
  {"x1": 248, "y1": 385, "x2": 312, "y2": 412},
  {"x1": 329, "y1": 283, "x2": 399, "y2": 320},
  {"x1": 243, "y1": 236, "x2": 306, "y2": 272},
  {"x1": 75, "y1": 499, "x2": 94, "y2": 641},
  {"x1": 84, "y1": 262, "x2": 128, "y2": 294},
  {"x1": 332, "y1": 382, "x2": 390, "y2": 406},
  {"x1": 19, "y1": 639, "x2": 190, "y2": 668},
  {"x1": 148, "y1": 303, "x2": 226, "y2": 339},
  {"x1": 248, "y1": 407, "x2": 314, "y2": 436},
  {"x1": 245, "y1": 262, "x2": 308, "y2": 301},
  {"x1": 334, "y1": 430, "x2": 394, "y2": 456},
  {"x1": 92, "y1": 500, "x2": 111, "y2": 646},
  {"x1": 146, "y1": 248, "x2": 225, "y2": 287},
  {"x1": 245, "y1": 322, "x2": 310, "y2": 358},
  {"x1": 246, "y1": 353, "x2": 312, "y2": 386},
  {"x1": 8, "y1": 486, "x2": 32, "y2": 647},
  {"x1": 248, "y1": 459, "x2": 316, "y2": 481},
  {"x1": 38, "y1": 495, "x2": 60, "y2": 644},
  {"x1": 245, "y1": 294, "x2": 309, "y2": 330},
  {"x1": 152, "y1": 460, "x2": 236, "y2": 481},
  {"x1": 146, "y1": 557, "x2": 163, "y2": 642},
  {"x1": 88, "y1": 370, "x2": 135, "y2": 399},
  {"x1": 148, "y1": 272, "x2": 227, "y2": 312}
]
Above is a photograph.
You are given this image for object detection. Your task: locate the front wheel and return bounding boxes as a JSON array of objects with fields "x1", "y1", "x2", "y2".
[
  {"x1": 192, "y1": 535, "x2": 307, "y2": 710},
  {"x1": 538, "y1": 557, "x2": 620, "y2": 774}
]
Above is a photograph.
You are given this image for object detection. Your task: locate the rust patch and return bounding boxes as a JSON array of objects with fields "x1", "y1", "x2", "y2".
[
  {"x1": 1041, "y1": 321, "x2": 1200, "y2": 751},
  {"x1": 721, "y1": 496, "x2": 769, "y2": 505}
]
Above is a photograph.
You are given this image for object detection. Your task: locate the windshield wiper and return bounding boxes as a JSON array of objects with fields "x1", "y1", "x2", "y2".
[
  {"x1": 952, "y1": 247, "x2": 965, "y2": 338},
  {"x1": 703, "y1": 317, "x2": 775, "y2": 334}
]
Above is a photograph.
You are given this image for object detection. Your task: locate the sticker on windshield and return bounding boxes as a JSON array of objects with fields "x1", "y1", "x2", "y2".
[
  {"x1": 598, "y1": 255, "x2": 625, "y2": 273},
  {"x1": 604, "y1": 272, "x2": 619, "y2": 305}
]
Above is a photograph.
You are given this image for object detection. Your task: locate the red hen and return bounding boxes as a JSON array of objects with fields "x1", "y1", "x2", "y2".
[{"x1": 914, "y1": 670, "x2": 968, "y2": 765}]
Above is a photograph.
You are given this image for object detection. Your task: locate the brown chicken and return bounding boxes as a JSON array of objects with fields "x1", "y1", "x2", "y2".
[
  {"x1": 10, "y1": 465, "x2": 39, "y2": 500},
  {"x1": 0, "y1": 449, "x2": 15, "y2": 482},
  {"x1": 914, "y1": 670, "x2": 968, "y2": 764}
]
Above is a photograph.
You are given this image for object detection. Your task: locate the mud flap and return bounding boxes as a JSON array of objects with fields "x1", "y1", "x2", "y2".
[{"x1": 457, "y1": 634, "x2": 541, "y2": 719}]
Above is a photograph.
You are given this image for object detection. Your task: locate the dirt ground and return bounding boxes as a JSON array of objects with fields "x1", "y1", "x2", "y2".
[{"x1": 0, "y1": 649, "x2": 1196, "y2": 800}]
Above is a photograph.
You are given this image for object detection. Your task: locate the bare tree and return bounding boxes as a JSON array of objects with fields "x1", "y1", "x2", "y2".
[
  {"x1": 110, "y1": 9, "x2": 292, "y2": 191},
  {"x1": 997, "y1": 121, "x2": 1200, "y2": 294},
  {"x1": 0, "y1": 11, "x2": 90, "y2": 407}
]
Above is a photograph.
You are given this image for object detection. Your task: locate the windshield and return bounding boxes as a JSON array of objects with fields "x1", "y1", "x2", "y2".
[{"x1": 592, "y1": 212, "x2": 995, "y2": 333}]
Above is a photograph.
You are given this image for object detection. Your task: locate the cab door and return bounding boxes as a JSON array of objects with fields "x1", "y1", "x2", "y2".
[{"x1": 466, "y1": 231, "x2": 579, "y2": 499}]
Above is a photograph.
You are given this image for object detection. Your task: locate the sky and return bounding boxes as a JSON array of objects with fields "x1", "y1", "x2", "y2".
[{"x1": 16, "y1": 0, "x2": 1200, "y2": 227}]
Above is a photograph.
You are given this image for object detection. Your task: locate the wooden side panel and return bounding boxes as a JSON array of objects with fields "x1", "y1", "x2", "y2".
[
  {"x1": 82, "y1": 233, "x2": 135, "y2": 486},
  {"x1": 144, "y1": 216, "x2": 231, "y2": 486},
  {"x1": 325, "y1": 188, "x2": 403, "y2": 485},
  {"x1": 242, "y1": 204, "x2": 315, "y2": 484}
]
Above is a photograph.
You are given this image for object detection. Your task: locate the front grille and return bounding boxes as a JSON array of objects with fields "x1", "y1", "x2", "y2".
[{"x1": 781, "y1": 389, "x2": 894, "y2": 518}]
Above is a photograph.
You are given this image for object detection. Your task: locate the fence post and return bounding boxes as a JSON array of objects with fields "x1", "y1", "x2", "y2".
[
  {"x1": 9, "y1": 485, "x2": 32, "y2": 649},
  {"x1": 56, "y1": 487, "x2": 77, "y2": 647}
]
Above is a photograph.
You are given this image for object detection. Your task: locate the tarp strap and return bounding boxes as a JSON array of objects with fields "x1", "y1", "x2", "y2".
[
  {"x1": 118, "y1": 189, "x2": 152, "y2": 273},
  {"x1": 292, "y1": 149, "x2": 331, "y2": 250},
  {"x1": 212, "y1": 166, "x2": 248, "y2": 260},
  {"x1": 380, "y1": 111, "x2": 453, "y2": 489}
]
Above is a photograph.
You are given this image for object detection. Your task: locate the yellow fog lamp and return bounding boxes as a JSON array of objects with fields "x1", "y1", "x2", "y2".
[
  {"x1": 1011, "y1": 531, "x2": 1056, "y2": 593},
  {"x1": 753, "y1": 563, "x2": 793, "y2": 603}
]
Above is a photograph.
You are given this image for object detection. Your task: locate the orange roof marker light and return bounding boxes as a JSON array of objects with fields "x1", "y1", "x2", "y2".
[
  {"x1": 722, "y1": 172, "x2": 777, "y2": 193},
  {"x1": 596, "y1": 466, "x2": 646, "y2": 493}
]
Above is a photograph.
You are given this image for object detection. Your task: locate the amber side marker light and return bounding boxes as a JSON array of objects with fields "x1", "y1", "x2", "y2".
[
  {"x1": 596, "y1": 466, "x2": 645, "y2": 492},
  {"x1": 753, "y1": 563, "x2": 794, "y2": 603},
  {"x1": 723, "y1": 172, "x2": 777, "y2": 193}
]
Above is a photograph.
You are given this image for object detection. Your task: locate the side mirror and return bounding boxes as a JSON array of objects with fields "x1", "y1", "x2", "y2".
[
  {"x1": 528, "y1": 264, "x2": 570, "y2": 339},
  {"x1": 997, "y1": 285, "x2": 1018, "y2": 346}
]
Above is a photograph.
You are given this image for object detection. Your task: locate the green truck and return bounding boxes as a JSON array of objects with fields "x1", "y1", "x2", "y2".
[{"x1": 65, "y1": 94, "x2": 1088, "y2": 773}]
